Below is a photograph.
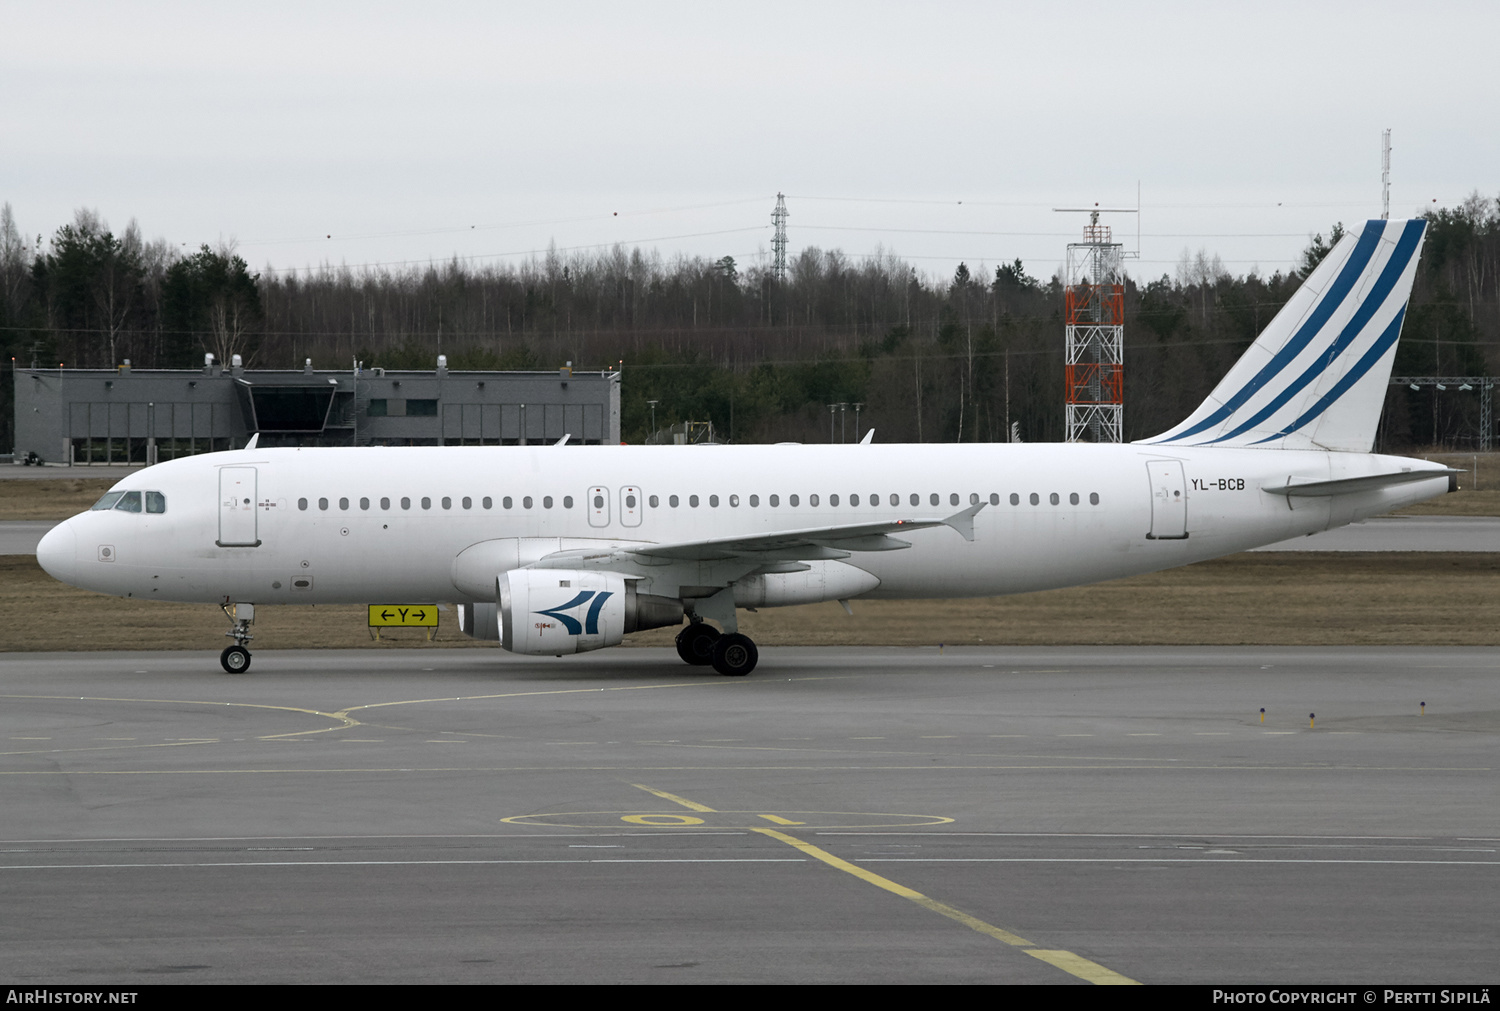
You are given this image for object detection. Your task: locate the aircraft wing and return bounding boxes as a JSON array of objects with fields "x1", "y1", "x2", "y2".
[{"x1": 531, "y1": 501, "x2": 986, "y2": 568}]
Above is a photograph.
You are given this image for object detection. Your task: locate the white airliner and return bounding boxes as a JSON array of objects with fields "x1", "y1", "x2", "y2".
[{"x1": 37, "y1": 218, "x2": 1453, "y2": 676}]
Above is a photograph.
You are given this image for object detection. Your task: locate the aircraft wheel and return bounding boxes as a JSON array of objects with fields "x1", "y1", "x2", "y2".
[
  {"x1": 675, "y1": 623, "x2": 720, "y2": 666},
  {"x1": 711, "y1": 633, "x2": 758, "y2": 677},
  {"x1": 220, "y1": 645, "x2": 252, "y2": 674}
]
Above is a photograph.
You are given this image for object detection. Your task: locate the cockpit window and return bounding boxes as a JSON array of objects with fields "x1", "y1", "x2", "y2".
[
  {"x1": 91, "y1": 492, "x2": 124, "y2": 511},
  {"x1": 145, "y1": 492, "x2": 167, "y2": 514},
  {"x1": 113, "y1": 491, "x2": 142, "y2": 513}
]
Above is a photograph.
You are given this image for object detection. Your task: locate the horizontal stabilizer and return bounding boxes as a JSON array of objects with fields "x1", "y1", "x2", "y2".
[{"x1": 1262, "y1": 469, "x2": 1460, "y2": 497}]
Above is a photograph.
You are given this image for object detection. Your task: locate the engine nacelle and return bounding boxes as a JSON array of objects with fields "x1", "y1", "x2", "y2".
[
  {"x1": 456, "y1": 602, "x2": 500, "y2": 640},
  {"x1": 733, "y1": 560, "x2": 880, "y2": 608},
  {"x1": 496, "y1": 569, "x2": 683, "y2": 655}
]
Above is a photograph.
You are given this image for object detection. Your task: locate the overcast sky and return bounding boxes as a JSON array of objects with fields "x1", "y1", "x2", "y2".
[{"x1": 5, "y1": 1, "x2": 1495, "y2": 284}]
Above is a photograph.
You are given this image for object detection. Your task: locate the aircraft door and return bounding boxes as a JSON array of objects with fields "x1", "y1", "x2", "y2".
[
  {"x1": 218, "y1": 466, "x2": 261, "y2": 547},
  {"x1": 619, "y1": 485, "x2": 642, "y2": 527},
  {"x1": 1146, "y1": 460, "x2": 1188, "y2": 540},
  {"x1": 587, "y1": 486, "x2": 610, "y2": 527}
]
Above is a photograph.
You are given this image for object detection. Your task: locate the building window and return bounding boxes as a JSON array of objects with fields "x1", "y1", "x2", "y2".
[
  {"x1": 407, "y1": 399, "x2": 438, "y2": 416},
  {"x1": 367, "y1": 399, "x2": 388, "y2": 417}
]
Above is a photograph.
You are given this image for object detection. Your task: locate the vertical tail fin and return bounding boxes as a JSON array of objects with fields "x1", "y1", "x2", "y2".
[{"x1": 1140, "y1": 218, "x2": 1426, "y2": 452}]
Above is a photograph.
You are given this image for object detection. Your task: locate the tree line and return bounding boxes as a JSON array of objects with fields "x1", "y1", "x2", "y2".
[{"x1": 2, "y1": 195, "x2": 1497, "y2": 451}]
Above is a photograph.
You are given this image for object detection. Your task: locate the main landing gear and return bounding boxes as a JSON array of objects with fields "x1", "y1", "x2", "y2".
[
  {"x1": 675, "y1": 621, "x2": 759, "y2": 677},
  {"x1": 220, "y1": 602, "x2": 255, "y2": 673}
]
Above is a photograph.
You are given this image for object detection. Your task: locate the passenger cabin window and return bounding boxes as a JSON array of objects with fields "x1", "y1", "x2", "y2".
[
  {"x1": 319, "y1": 497, "x2": 329, "y2": 510},
  {"x1": 1010, "y1": 493, "x2": 1020, "y2": 505},
  {"x1": 462, "y1": 497, "x2": 472, "y2": 509},
  {"x1": 298, "y1": 498, "x2": 308, "y2": 511},
  {"x1": 669, "y1": 495, "x2": 679, "y2": 507},
  {"x1": 563, "y1": 496, "x2": 574, "y2": 509},
  {"x1": 401, "y1": 497, "x2": 411, "y2": 510},
  {"x1": 482, "y1": 497, "x2": 493, "y2": 509},
  {"x1": 360, "y1": 497, "x2": 370, "y2": 510}
]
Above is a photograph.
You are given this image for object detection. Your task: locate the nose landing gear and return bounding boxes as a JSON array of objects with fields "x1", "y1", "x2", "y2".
[{"x1": 220, "y1": 602, "x2": 255, "y2": 673}]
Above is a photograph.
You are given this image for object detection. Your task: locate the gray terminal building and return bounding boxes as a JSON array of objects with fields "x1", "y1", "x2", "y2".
[{"x1": 12, "y1": 356, "x2": 621, "y2": 466}]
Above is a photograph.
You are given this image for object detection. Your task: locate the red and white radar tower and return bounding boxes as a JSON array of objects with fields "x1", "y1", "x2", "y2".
[{"x1": 1055, "y1": 205, "x2": 1134, "y2": 442}]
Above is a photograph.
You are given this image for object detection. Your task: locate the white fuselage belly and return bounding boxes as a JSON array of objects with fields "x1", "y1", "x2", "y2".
[{"x1": 50, "y1": 443, "x2": 1447, "y2": 606}]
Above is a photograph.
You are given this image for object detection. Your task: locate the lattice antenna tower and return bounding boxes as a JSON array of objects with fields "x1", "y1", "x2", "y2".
[
  {"x1": 1381, "y1": 129, "x2": 1392, "y2": 220},
  {"x1": 1053, "y1": 204, "x2": 1136, "y2": 443},
  {"x1": 771, "y1": 193, "x2": 789, "y2": 283}
]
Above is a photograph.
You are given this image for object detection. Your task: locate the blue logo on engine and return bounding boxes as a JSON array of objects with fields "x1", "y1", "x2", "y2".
[{"x1": 534, "y1": 590, "x2": 613, "y2": 635}]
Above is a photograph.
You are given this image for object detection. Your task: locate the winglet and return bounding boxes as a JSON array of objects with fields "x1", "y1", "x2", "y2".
[
  {"x1": 859, "y1": 429, "x2": 875, "y2": 445},
  {"x1": 943, "y1": 500, "x2": 986, "y2": 542}
]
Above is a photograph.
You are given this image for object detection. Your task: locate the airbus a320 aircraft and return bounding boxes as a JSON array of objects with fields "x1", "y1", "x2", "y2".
[{"x1": 37, "y1": 218, "x2": 1453, "y2": 676}]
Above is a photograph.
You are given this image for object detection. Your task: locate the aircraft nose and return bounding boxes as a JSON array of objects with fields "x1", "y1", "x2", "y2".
[{"x1": 35, "y1": 520, "x2": 78, "y2": 585}]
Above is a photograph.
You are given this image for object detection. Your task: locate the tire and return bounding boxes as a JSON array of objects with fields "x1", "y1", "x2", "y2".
[
  {"x1": 710, "y1": 633, "x2": 758, "y2": 677},
  {"x1": 220, "y1": 645, "x2": 252, "y2": 674},
  {"x1": 675, "y1": 623, "x2": 720, "y2": 666}
]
